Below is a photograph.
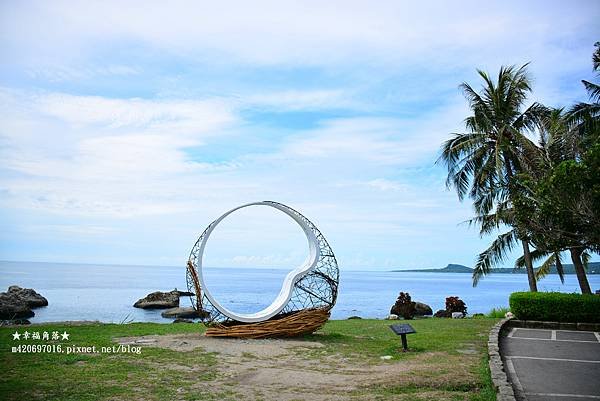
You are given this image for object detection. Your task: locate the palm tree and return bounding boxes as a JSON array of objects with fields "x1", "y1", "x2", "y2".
[
  {"x1": 567, "y1": 42, "x2": 600, "y2": 152},
  {"x1": 536, "y1": 108, "x2": 595, "y2": 294},
  {"x1": 511, "y1": 98, "x2": 597, "y2": 294},
  {"x1": 465, "y1": 200, "x2": 519, "y2": 286},
  {"x1": 529, "y1": 44, "x2": 600, "y2": 295},
  {"x1": 438, "y1": 64, "x2": 545, "y2": 290},
  {"x1": 529, "y1": 48, "x2": 599, "y2": 293}
]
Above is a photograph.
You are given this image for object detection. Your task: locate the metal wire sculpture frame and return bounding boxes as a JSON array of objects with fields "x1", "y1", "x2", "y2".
[{"x1": 186, "y1": 201, "x2": 339, "y2": 326}]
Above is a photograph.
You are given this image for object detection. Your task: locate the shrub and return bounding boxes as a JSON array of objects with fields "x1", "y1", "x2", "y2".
[
  {"x1": 390, "y1": 292, "x2": 416, "y2": 320},
  {"x1": 434, "y1": 309, "x2": 451, "y2": 318},
  {"x1": 509, "y1": 292, "x2": 600, "y2": 323},
  {"x1": 487, "y1": 307, "x2": 510, "y2": 318},
  {"x1": 445, "y1": 296, "x2": 467, "y2": 315}
]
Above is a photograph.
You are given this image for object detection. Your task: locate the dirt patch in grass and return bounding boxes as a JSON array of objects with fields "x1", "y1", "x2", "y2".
[
  {"x1": 116, "y1": 333, "x2": 325, "y2": 356},
  {"x1": 116, "y1": 333, "x2": 480, "y2": 401}
]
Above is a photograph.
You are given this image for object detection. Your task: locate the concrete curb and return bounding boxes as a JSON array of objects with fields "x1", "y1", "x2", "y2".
[{"x1": 488, "y1": 318, "x2": 516, "y2": 401}]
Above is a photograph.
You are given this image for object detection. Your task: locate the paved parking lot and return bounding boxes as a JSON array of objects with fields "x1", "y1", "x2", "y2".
[{"x1": 501, "y1": 327, "x2": 600, "y2": 401}]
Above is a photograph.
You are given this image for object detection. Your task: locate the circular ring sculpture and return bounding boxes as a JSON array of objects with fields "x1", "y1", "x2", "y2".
[{"x1": 186, "y1": 201, "x2": 339, "y2": 338}]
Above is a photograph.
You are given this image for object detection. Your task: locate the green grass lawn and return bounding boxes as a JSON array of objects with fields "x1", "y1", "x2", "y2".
[{"x1": 0, "y1": 318, "x2": 499, "y2": 401}]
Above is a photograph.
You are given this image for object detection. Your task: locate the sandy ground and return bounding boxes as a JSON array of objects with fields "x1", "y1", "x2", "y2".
[{"x1": 115, "y1": 333, "x2": 478, "y2": 401}]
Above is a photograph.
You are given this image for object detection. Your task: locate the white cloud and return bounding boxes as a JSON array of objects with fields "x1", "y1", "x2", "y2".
[
  {"x1": 20, "y1": 224, "x2": 117, "y2": 236},
  {"x1": 1, "y1": 1, "x2": 598, "y2": 267},
  {"x1": 243, "y1": 89, "x2": 360, "y2": 111},
  {"x1": 2, "y1": 1, "x2": 596, "y2": 69},
  {"x1": 25, "y1": 64, "x2": 140, "y2": 82},
  {"x1": 0, "y1": 86, "x2": 468, "y2": 232},
  {"x1": 34, "y1": 93, "x2": 234, "y2": 132},
  {"x1": 0, "y1": 89, "x2": 249, "y2": 218},
  {"x1": 366, "y1": 178, "x2": 406, "y2": 192},
  {"x1": 280, "y1": 99, "x2": 468, "y2": 165},
  {"x1": 230, "y1": 254, "x2": 297, "y2": 267},
  {"x1": 282, "y1": 118, "x2": 405, "y2": 162}
]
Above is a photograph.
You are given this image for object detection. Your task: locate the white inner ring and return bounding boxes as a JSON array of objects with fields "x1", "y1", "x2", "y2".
[{"x1": 197, "y1": 202, "x2": 320, "y2": 323}]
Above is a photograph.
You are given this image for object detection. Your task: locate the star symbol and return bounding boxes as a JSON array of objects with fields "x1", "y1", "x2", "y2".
[
  {"x1": 60, "y1": 331, "x2": 70, "y2": 341},
  {"x1": 12, "y1": 331, "x2": 21, "y2": 340}
]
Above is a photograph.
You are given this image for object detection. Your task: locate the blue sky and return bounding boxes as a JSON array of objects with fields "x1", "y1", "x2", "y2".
[{"x1": 0, "y1": 1, "x2": 599, "y2": 270}]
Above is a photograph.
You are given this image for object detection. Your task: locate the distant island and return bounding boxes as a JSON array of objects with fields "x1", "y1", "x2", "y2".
[{"x1": 394, "y1": 262, "x2": 600, "y2": 274}]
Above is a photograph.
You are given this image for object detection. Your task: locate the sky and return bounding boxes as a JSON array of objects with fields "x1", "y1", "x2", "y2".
[{"x1": 0, "y1": 1, "x2": 599, "y2": 270}]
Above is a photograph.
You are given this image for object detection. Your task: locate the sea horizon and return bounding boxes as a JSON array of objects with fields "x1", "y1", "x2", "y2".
[
  {"x1": 2, "y1": 260, "x2": 598, "y2": 324},
  {"x1": 5, "y1": 259, "x2": 589, "y2": 273}
]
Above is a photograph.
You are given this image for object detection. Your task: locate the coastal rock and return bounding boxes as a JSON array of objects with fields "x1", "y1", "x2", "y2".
[
  {"x1": 7, "y1": 286, "x2": 48, "y2": 307},
  {"x1": 161, "y1": 306, "x2": 208, "y2": 319},
  {"x1": 434, "y1": 309, "x2": 451, "y2": 318},
  {"x1": 385, "y1": 314, "x2": 399, "y2": 320},
  {"x1": 0, "y1": 285, "x2": 48, "y2": 320},
  {"x1": 173, "y1": 318, "x2": 193, "y2": 324},
  {"x1": 451, "y1": 312, "x2": 465, "y2": 319},
  {"x1": 174, "y1": 289, "x2": 195, "y2": 297},
  {"x1": 133, "y1": 290, "x2": 180, "y2": 309},
  {"x1": 1, "y1": 318, "x2": 31, "y2": 325},
  {"x1": 414, "y1": 302, "x2": 433, "y2": 316},
  {"x1": 0, "y1": 294, "x2": 35, "y2": 319}
]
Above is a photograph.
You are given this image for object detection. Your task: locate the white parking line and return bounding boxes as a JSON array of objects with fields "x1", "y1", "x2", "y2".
[
  {"x1": 504, "y1": 358, "x2": 524, "y2": 393},
  {"x1": 551, "y1": 330, "x2": 556, "y2": 340},
  {"x1": 507, "y1": 356, "x2": 600, "y2": 364},
  {"x1": 526, "y1": 392, "x2": 600, "y2": 399},
  {"x1": 509, "y1": 336, "x2": 599, "y2": 344},
  {"x1": 511, "y1": 327, "x2": 548, "y2": 331},
  {"x1": 594, "y1": 332, "x2": 600, "y2": 343},
  {"x1": 507, "y1": 327, "x2": 516, "y2": 338}
]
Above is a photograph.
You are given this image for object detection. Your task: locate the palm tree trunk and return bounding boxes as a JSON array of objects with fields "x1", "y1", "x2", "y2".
[
  {"x1": 504, "y1": 156, "x2": 537, "y2": 292},
  {"x1": 521, "y1": 240, "x2": 538, "y2": 292},
  {"x1": 570, "y1": 248, "x2": 592, "y2": 294}
]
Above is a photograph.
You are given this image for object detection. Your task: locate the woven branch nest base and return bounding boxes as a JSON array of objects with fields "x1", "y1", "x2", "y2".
[{"x1": 204, "y1": 308, "x2": 331, "y2": 339}]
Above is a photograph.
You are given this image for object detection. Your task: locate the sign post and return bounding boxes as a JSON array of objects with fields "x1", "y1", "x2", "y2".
[{"x1": 389, "y1": 323, "x2": 416, "y2": 352}]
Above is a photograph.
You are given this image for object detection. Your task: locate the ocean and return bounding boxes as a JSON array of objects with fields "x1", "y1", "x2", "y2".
[{"x1": 1, "y1": 261, "x2": 598, "y2": 323}]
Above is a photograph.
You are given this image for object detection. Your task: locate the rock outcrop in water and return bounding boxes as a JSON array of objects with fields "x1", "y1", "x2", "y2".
[
  {"x1": 173, "y1": 289, "x2": 195, "y2": 296},
  {"x1": 161, "y1": 306, "x2": 209, "y2": 319},
  {"x1": 0, "y1": 285, "x2": 48, "y2": 320},
  {"x1": 133, "y1": 290, "x2": 181, "y2": 309},
  {"x1": 0, "y1": 298, "x2": 35, "y2": 319},
  {"x1": 413, "y1": 302, "x2": 433, "y2": 316},
  {"x1": 173, "y1": 318, "x2": 193, "y2": 323},
  {"x1": 390, "y1": 294, "x2": 433, "y2": 318},
  {"x1": 434, "y1": 309, "x2": 451, "y2": 318},
  {"x1": 7, "y1": 285, "x2": 48, "y2": 307}
]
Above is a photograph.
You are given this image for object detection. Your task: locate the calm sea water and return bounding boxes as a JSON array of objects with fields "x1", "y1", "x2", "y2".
[{"x1": 1, "y1": 261, "x2": 598, "y2": 323}]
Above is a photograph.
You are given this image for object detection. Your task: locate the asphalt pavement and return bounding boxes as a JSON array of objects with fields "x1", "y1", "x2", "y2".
[{"x1": 501, "y1": 327, "x2": 600, "y2": 401}]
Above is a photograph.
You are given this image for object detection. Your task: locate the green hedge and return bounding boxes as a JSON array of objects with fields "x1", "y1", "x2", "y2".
[{"x1": 509, "y1": 292, "x2": 600, "y2": 323}]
